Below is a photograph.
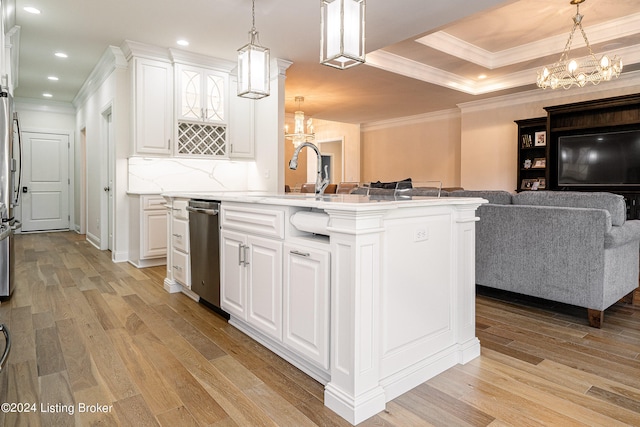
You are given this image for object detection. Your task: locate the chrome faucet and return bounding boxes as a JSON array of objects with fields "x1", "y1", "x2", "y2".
[{"x1": 289, "y1": 142, "x2": 330, "y2": 195}]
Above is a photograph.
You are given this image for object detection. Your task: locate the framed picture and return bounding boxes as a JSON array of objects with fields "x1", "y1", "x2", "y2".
[
  {"x1": 521, "y1": 179, "x2": 533, "y2": 189},
  {"x1": 538, "y1": 178, "x2": 546, "y2": 189},
  {"x1": 535, "y1": 131, "x2": 547, "y2": 147},
  {"x1": 532, "y1": 157, "x2": 546, "y2": 168}
]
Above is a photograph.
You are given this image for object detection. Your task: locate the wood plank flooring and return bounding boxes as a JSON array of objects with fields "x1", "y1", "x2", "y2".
[{"x1": 0, "y1": 231, "x2": 639, "y2": 426}]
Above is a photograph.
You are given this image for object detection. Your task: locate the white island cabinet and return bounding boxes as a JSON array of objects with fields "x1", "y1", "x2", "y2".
[{"x1": 162, "y1": 192, "x2": 485, "y2": 425}]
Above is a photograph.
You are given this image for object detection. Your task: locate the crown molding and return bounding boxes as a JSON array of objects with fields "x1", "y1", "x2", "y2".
[
  {"x1": 72, "y1": 46, "x2": 128, "y2": 108},
  {"x1": 362, "y1": 108, "x2": 460, "y2": 132},
  {"x1": 15, "y1": 97, "x2": 75, "y2": 115},
  {"x1": 120, "y1": 40, "x2": 171, "y2": 62},
  {"x1": 457, "y1": 68, "x2": 640, "y2": 114},
  {"x1": 169, "y1": 48, "x2": 235, "y2": 71},
  {"x1": 367, "y1": 42, "x2": 640, "y2": 97},
  {"x1": 417, "y1": 12, "x2": 640, "y2": 69}
]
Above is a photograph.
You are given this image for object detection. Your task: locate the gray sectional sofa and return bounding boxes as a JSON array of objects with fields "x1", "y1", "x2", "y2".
[{"x1": 352, "y1": 187, "x2": 640, "y2": 327}]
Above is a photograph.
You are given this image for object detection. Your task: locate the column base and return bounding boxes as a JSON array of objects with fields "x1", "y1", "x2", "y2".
[{"x1": 324, "y1": 383, "x2": 386, "y2": 425}]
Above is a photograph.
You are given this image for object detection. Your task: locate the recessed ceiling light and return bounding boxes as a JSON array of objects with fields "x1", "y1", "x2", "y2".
[
  {"x1": 177, "y1": 39, "x2": 189, "y2": 46},
  {"x1": 43, "y1": 93, "x2": 53, "y2": 98},
  {"x1": 55, "y1": 52, "x2": 68, "y2": 58},
  {"x1": 24, "y1": 6, "x2": 41, "y2": 14},
  {"x1": 478, "y1": 74, "x2": 487, "y2": 80},
  {"x1": 47, "y1": 76, "x2": 59, "y2": 81}
]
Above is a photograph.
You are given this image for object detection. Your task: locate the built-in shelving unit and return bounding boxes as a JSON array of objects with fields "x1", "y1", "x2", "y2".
[
  {"x1": 544, "y1": 93, "x2": 640, "y2": 219},
  {"x1": 515, "y1": 117, "x2": 548, "y2": 192}
]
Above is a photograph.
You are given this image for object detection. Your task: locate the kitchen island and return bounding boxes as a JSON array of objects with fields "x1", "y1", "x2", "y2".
[{"x1": 162, "y1": 192, "x2": 486, "y2": 425}]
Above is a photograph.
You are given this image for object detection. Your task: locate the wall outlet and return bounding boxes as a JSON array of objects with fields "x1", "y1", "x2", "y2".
[{"x1": 414, "y1": 228, "x2": 429, "y2": 242}]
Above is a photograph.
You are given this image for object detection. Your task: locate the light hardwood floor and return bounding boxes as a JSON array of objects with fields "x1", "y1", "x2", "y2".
[{"x1": 0, "y1": 231, "x2": 639, "y2": 426}]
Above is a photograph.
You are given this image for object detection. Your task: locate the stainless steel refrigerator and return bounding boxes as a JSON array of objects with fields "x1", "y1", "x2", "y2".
[{"x1": 0, "y1": 89, "x2": 19, "y2": 298}]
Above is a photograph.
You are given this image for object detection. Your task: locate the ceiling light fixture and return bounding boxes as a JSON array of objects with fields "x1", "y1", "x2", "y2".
[
  {"x1": 47, "y1": 76, "x2": 59, "y2": 81},
  {"x1": 320, "y1": 0, "x2": 365, "y2": 69},
  {"x1": 54, "y1": 52, "x2": 68, "y2": 58},
  {"x1": 42, "y1": 93, "x2": 52, "y2": 98},
  {"x1": 285, "y1": 96, "x2": 314, "y2": 148},
  {"x1": 177, "y1": 39, "x2": 189, "y2": 47},
  {"x1": 237, "y1": 0, "x2": 270, "y2": 99},
  {"x1": 24, "y1": 6, "x2": 41, "y2": 14},
  {"x1": 537, "y1": 0, "x2": 622, "y2": 90}
]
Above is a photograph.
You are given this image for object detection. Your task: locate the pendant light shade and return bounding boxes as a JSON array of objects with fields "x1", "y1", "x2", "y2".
[
  {"x1": 320, "y1": 0, "x2": 365, "y2": 70},
  {"x1": 237, "y1": 0, "x2": 270, "y2": 99}
]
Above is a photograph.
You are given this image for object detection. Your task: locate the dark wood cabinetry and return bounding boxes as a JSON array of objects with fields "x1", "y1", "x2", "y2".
[
  {"x1": 515, "y1": 117, "x2": 548, "y2": 192},
  {"x1": 532, "y1": 93, "x2": 640, "y2": 219}
]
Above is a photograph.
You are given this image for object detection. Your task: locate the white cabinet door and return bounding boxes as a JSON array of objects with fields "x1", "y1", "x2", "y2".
[
  {"x1": 204, "y1": 70, "x2": 227, "y2": 123},
  {"x1": 247, "y1": 235, "x2": 283, "y2": 341},
  {"x1": 176, "y1": 64, "x2": 227, "y2": 124},
  {"x1": 134, "y1": 58, "x2": 173, "y2": 155},
  {"x1": 228, "y1": 75, "x2": 254, "y2": 159},
  {"x1": 220, "y1": 229, "x2": 247, "y2": 319},
  {"x1": 283, "y1": 243, "x2": 330, "y2": 369},
  {"x1": 142, "y1": 210, "x2": 167, "y2": 258}
]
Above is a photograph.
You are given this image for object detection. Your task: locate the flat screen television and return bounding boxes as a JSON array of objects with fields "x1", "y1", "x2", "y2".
[{"x1": 557, "y1": 129, "x2": 640, "y2": 186}]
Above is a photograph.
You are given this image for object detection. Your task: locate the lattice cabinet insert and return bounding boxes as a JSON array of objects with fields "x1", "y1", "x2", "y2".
[{"x1": 177, "y1": 122, "x2": 227, "y2": 156}]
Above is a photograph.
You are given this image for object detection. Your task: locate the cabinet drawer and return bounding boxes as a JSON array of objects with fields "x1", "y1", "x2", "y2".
[
  {"x1": 172, "y1": 218, "x2": 189, "y2": 253},
  {"x1": 143, "y1": 195, "x2": 166, "y2": 210},
  {"x1": 172, "y1": 249, "x2": 190, "y2": 287},
  {"x1": 172, "y1": 199, "x2": 189, "y2": 220},
  {"x1": 221, "y1": 204, "x2": 285, "y2": 239}
]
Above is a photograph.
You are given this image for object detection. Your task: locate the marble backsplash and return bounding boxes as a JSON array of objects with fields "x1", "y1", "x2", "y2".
[{"x1": 128, "y1": 156, "x2": 254, "y2": 193}]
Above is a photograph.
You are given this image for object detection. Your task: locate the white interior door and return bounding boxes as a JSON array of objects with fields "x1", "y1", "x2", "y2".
[{"x1": 21, "y1": 131, "x2": 70, "y2": 232}]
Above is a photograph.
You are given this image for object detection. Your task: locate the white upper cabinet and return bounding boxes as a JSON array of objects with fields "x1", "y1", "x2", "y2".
[
  {"x1": 175, "y1": 63, "x2": 230, "y2": 157},
  {"x1": 176, "y1": 64, "x2": 228, "y2": 124},
  {"x1": 133, "y1": 57, "x2": 174, "y2": 155},
  {"x1": 228, "y1": 75, "x2": 255, "y2": 159}
]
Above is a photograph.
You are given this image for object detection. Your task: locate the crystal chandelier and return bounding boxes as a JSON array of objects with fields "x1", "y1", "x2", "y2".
[
  {"x1": 320, "y1": 0, "x2": 366, "y2": 69},
  {"x1": 237, "y1": 0, "x2": 270, "y2": 99},
  {"x1": 537, "y1": 0, "x2": 622, "y2": 90},
  {"x1": 285, "y1": 96, "x2": 315, "y2": 148}
]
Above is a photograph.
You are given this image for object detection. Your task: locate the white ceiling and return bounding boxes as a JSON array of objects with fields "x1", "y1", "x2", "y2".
[{"x1": 8, "y1": 0, "x2": 640, "y2": 124}]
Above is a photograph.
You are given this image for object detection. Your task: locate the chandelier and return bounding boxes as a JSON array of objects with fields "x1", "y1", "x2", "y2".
[
  {"x1": 237, "y1": 0, "x2": 270, "y2": 99},
  {"x1": 537, "y1": 0, "x2": 622, "y2": 90},
  {"x1": 285, "y1": 96, "x2": 315, "y2": 148},
  {"x1": 320, "y1": 0, "x2": 366, "y2": 69}
]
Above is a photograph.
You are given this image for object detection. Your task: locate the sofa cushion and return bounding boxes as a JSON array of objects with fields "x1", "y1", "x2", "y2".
[
  {"x1": 512, "y1": 191, "x2": 626, "y2": 226},
  {"x1": 370, "y1": 177, "x2": 412, "y2": 189},
  {"x1": 449, "y1": 190, "x2": 513, "y2": 205}
]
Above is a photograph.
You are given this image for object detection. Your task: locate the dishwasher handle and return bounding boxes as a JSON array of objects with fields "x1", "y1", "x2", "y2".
[{"x1": 186, "y1": 206, "x2": 219, "y2": 216}]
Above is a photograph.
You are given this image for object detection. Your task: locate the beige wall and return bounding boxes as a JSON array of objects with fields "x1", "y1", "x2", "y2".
[
  {"x1": 357, "y1": 73, "x2": 640, "y2": 192},
  {"x1": 360, "y1": 110, "x2": 461, "y2": 187}
]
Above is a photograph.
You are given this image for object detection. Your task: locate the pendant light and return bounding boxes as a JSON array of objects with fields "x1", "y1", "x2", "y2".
[
  {"x1": 320, "y1": 0, "x2": 365, "y2": 69},
  {"x1": 237, "y1": 0, "x2": 270, "y2": 99},
  {"x1": 536, "y1": 0, "x2": 622, "y2": 90}
]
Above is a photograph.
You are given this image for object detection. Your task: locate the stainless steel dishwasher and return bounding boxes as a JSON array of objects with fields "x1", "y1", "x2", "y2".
[{"x1": 186, "y1": 199, "x2": 228, "y2": 318}]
